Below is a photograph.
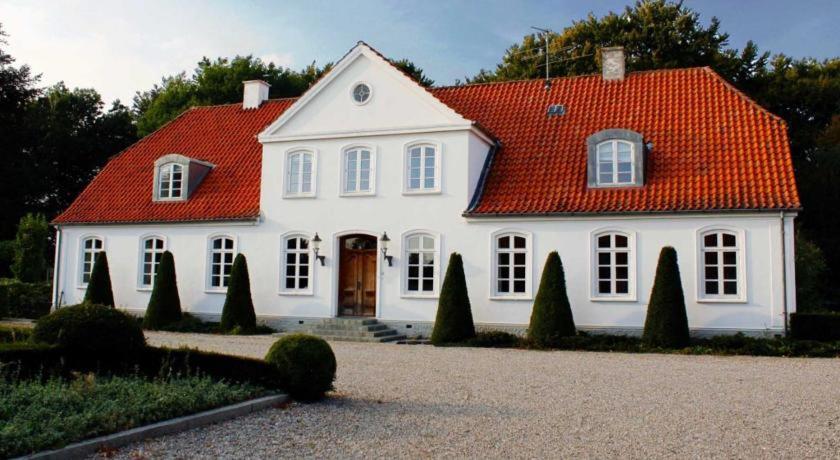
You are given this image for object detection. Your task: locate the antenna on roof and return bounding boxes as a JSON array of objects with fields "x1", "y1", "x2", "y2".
[{"x1": 531, "y1": 26, "x2": 552, "y2": 90}]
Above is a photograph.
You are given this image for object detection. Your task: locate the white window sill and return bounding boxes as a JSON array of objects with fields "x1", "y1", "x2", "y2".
[
  {"x1": 402, "y1": 189, "x2": 441, "y2": 196},
  {"x1": 153, "y1": 197, "x2": 187, "y2": 202},
  {"x1": 283, "y1": 194, "x2": 316, "y2": 199},
  {"x1": 489, "y1": 295, "x2": 533, "y2": 301},
  {"x1": 278, "y1": 290, "x2": 314, "y2": 296},
  {"x1": 340, "y1": 191, "x2": 376, "y2": 197},
  {"x1": 137, "y1": 287, "x2": 153, "y2": 292},
  {"x1": 697, "y1": 297, "x2": 747, "y2": 304},
  {"x1": 204, "y1": 289, "x2": 228, "y2": 294},
  {"x1": 590, "y1": 295, "x2": 637, "y2": 303},
  {"x1": 76, "y1": 285, "x2": 88, "y2": 290},
  {"x1": 401, "y1": 293, "x2": 438, "y2": 300}
]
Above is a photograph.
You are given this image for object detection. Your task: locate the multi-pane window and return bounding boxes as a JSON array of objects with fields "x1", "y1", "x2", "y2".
[
  {"x1": 209, "y1": 236, "x2": 235, "y2": 289},
  {"x1": 701, "y1": 231, "x2": 739, "y2": 297},
  {"x1": 282, "y1": 236, "x2": 311, "y2": 292},
  {"x1": 80, "y1": 237, "x2": 103, "y2": 284},
  {"x1": 343, "y1": 148, "x2": 372, "y2": 193},
  {"x1": 158, "y1": 163, "x2": 184, "y2": 199},
  {"x1": 494, "y1": 233, "x2": 528, "y2": 296},
  {"x1": 597, "y1": 140, "x2": 633, "y2": 185},
  {"x1": 407, "y1": 145, "x2": 437, "y2": 191},
  {"x1": 405, "y1": 234, "x2": 436, "y2": 294},
  {"x1": 595, "y1": 233, "x2": 631, "y2": 296},
  {"x1": 141, "y1": 237, "x2": 165, "y2": 287},
  {"x1": 286, "y1": 151, "x2": 313, "y2": 196}
]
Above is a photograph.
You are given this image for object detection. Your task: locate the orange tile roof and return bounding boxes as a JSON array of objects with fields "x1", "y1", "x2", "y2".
[{"x1": 54, "y1": 67, "x2": 799, "y2": 225}]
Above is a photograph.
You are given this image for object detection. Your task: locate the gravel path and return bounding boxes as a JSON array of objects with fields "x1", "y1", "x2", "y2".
[{"x1": 107, "y1": 332, "x2": 840, "y2": 459}]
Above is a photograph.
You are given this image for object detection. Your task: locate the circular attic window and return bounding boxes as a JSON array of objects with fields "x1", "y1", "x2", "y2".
[{"x1": 352, "y1": 83, "x2": 371, "y2": 105}]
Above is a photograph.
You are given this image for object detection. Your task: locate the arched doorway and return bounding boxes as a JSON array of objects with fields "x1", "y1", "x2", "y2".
[{"x1": 338, "y1": 234, "x2": 377, "y2": 317}]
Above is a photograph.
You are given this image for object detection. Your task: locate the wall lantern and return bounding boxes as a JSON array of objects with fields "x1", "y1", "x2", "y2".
[
  {"x1": 312, "y1": 233, "x2": 326, "y2": 266},
  {"x1": 380, "y1": 232, "x2": 393, "y2": 267}
]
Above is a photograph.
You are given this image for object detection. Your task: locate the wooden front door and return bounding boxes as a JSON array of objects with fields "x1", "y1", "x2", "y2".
[{"x1": 338, "y1": 235, "x2": 377, "y2": 317}]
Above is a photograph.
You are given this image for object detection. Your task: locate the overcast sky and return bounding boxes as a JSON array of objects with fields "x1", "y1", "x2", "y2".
[{"x1": 2, "y1": 0, "x2": 838, "y2": 106}]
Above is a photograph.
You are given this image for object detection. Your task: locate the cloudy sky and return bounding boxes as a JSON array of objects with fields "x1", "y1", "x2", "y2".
[{"x1": 2, "y1": 0, "x2": 838, "y2": 105}]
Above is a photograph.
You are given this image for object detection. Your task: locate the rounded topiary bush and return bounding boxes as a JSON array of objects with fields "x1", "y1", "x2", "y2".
[
  {"x1": 265, "y1": 333, "x2": 336, "y2": 401},
  {"x1": 33, "y1": 303, "x2": 146, "y2": 356}
]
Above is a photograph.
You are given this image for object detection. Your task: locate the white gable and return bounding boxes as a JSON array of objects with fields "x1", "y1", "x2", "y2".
[{"x1": 259, "y1": 43, "x2": 472, "y2": 142}]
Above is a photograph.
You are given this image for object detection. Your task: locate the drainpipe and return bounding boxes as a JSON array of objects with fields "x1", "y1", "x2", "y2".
[
  {"x1": 51, "y1": 226, "x2": 62, "y2": 311},
  {"x1": 780, "y1": 211, "x2": 789, "y2": 336}
]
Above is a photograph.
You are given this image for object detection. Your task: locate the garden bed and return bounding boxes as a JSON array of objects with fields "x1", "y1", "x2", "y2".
[{"x1": 0, "y1": 374, "x2": 267, "y2": 458}]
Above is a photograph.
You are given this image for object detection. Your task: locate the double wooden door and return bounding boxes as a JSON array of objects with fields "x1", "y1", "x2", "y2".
[{"x1": 338, "y1": 235, "x2": 377, "y2": 317}]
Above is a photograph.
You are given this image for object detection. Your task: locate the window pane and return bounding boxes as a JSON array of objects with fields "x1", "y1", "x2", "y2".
[
  {"x1": 614, "y1": 235, "x2": 628, "y2": 248},
  {"x1": 598, "y1": 143, "x2": 613, "y2": 157},
  {"x1": 498, "y1": 280, "x2": 509, "y2": 293},
  {"x1": 300, "y1": 278, "x2": 308, "y2": 289},
  {"x1": 704, "y1": 234, "x2": 717, "y2": 247},
  {"x1": 286, "y1": 278, "x2": 295, "y2": 289},
  {"x1": 498, "y1": 236, "x2": 510, "y2": 249},
  {"x1": 616, "y1": 281, "x2": 629, "y2": 294},
  {"x1": 599, "y1": 162, "x2": 613, "y2": 174},
  {"x1": 722, "y1": 233, "x2": 736, "y2": 247},
  {"x1": 422, "y1": 237, "x2": 434, "y2": 250},
  {"x1": 408, "y1": 279, "x2": 419, "y2": 291},
  {"x1": 408, "y1": 266, "x2": 419, "y2": 278},
  {"x1": 598, "y1": 266, "x2": 611, "y2": 280},
  {"x1": 513, "y1": 253, "x2": 526, "y2": 265},
  {"x1": 287, "y1": 238, "x2": 297, "y2": 249},
  {"x1": 615, "y1": 266, "x2": 628, "y2": 280},
  {"x1": 704, "y1": 252, "x2": 717, "y2": 265},
  {"x1": 513, "y1": 280, "x2": 525, "y2": 293},
  {"x1": 705, "y1": 281, "x2": 719, "y2": 295},
  {"x1": 599, "y1": 281, "x2": 611, "y2": 294},
  {"x1": 300, "y1": 253, "x2": 309, "y2": 264},
  {"x1": 513, "y1": 266, "x2": 526, "y2": 279},
  {"x1": 617, "y1": 172, "x2": 632, "y2": 183},
  {"x1": 723, "y1": 266, "x2": 737, "y2": 280},
  {"x1": 422, "y1": 266, "x2": 434, "y2": 278},
  {"x1": 498, "y1": 253, "x2": 509, "y2": 265},
  {"x1": 299, "y1": 239, "x2": 309, "y2": 250},
  {"x1": 723, "y1": 281, "x2": 738, "y2": 295},
  {"x1": 299, "y1": 265, "x2": 309, "y2": 277},
  {"x1": 225, "y1": 239, "x2": 234, "y2": 250},
  {"x1": 599, "y1": 172, "x2": 613, "y2": 184},
  {"x1": 408, "y1": 253, "x2": 419, "y2": 264},
  {"x1": 498, "y1": 266, "x2": 509, "y2": 279},
  {"x1": 705, "y1": 267, "x2": 718, "y2": 280},
  {"x1": 598, "y1": 252, "x2": 610, "y2": 265},
  {"x1": 422, "y1": 279, "x2": 434, "y2": 292},
  {"x1": 408, "y1": 237, "x2": 420, "y2": 250},
  {"x1": 287, "y1": 265, "x2": 296, "y2": 276},
  {"x1": 598, "y1": 235, "x2": 611, "y2": 248},
  {"x1": 723, "y1": 251, "x2": 736, "y2": 265},
  {"x1": 422, "y1": 253, "x2": 434, "y2": 265},
  {"x1": 615, "y1": 252, "x2": 628, "y2": 265},
  {"x1": 213, "y1": 238, "x2": 222, "y2": 249}
]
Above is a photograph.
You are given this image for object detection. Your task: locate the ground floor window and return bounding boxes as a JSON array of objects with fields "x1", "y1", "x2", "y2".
[
  {"x1": 80, "y1": 236, "x2": 103, "y2": 285},
  {"x1": 208, "y1": 236, "x2": 235, "y2": 289},
  {"x1": 403, "y1": 232, "x2": 438, "y2": 295},
  {"x1": 492, "y1": 231, "x2": 530, "y2": 297},
  {"x1": 281, "y1": 235, "x2": 311, "y2": 293},
  {"x1": 593, "y1": 231, "x2": 633, "y2": 298},
  {"x1": 140, "y1": 236, "x2": 165, "y2": 287},
  {"x1": 700, "y1": 230, "x2": 742, "y2": 299}
]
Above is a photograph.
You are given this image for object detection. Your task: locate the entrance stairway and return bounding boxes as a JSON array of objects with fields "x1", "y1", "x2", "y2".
[{"x1": 307, "y1": 318, "x2": 406, "y2": 343}]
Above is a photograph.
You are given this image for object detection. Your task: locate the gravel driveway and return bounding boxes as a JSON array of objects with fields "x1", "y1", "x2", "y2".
[{"x1": 107, "y1": 332, "x2": 840, "y2": 459}]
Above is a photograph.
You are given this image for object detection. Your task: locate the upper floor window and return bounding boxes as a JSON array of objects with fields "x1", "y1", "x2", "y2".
[
  {"x1": 592, "y1": 231, "x2": 634, "y2": 299},
  {"x1": 140, "y1": 237, "x2": 165, "y2": 288},
  {"x1": 342, "y1": 147, "x2": 375, "y2": 195},
  {"x1": 597, "y1": 140, "x2": 634, "y2": 185},
  {"x1": 80, "y1": 236, "x2": 103, "y2": 285},
  {"x1": 405, "y1": 144, "x2": 440, "y2": 193},
  {"x1": 208, "y1": 236, "x2": 235, "y2": 289},
  {"x1": 700, "y1": 230, "x2": 743, "y2": 300},
  {"x1": 286, "y1": 150, "x2": 314, "y2": 197},
  {"x1": 158, "y1": 163, "x2": 184, "y2": 199},
  {"x1": 492, "y1": 231, "x2": 531, "y2": 298},
  {"x1": 586, "y1": 129, "x2": 645, "y2": 188},
  {"x1": 403, "y1": 232, "x2": 439, "y2": 296},
  {"x1": 281, "y1": 235, "x2": 311, "y2": 293}
]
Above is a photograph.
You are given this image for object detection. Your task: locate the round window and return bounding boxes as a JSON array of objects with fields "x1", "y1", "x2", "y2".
[{"x1": 352, "y1": 83, "x2": 371, "y2": 104}]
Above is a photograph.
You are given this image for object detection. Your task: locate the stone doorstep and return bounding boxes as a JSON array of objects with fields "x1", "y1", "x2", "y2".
[{"x1": 22, "y1": 394, "x2": 288, "y2": 460}]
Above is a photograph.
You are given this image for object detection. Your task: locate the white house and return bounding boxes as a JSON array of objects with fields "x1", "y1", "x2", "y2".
[{"x1": 51, "y1": 42, "x2": 801, "y2": 337}]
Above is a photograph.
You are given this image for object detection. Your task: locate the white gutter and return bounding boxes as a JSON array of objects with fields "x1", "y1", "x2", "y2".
[
  {"x1": 780, "y1": 211, "x2": 789, "y2": 336},
  {"x1": 51, "y1": 226, "x2": 63, "y2": 310}
]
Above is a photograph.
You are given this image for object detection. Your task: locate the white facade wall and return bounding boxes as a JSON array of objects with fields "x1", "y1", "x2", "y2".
[{"x1": 53, "y1": 210, "x2": 796, "y2": 334}]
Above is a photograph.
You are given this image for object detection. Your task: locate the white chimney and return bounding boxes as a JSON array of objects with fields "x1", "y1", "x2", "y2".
[
  {"x1": 601, "y1": 46, "x2": 625, "y2": 81},
  {"x1": 242, "y1": 80, "x2": 270, "y2": 109}
]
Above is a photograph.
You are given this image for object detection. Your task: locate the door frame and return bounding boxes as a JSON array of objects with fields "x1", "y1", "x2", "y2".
[{"x1": 331, "y1": 230, "x2": 381, "y2": 318}]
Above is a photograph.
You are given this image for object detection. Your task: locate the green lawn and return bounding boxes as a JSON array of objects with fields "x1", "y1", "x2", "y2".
[{"x1": 0, "y1": 374, "x2": 267, "y2": 458}]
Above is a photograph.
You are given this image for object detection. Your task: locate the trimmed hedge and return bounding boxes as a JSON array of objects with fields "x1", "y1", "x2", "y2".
[
  {"x1": 528, "y1": 251, "x2": 576, "y2": 346},
  {"x1": 642, "y1": 247, "x2": 690, "y2": 348},
  {"x1": 0, "y1": 344, "x2": 283, "y2": 389},
  {"x1": 430, "y1": 253, "x2": 476, "y2": 344},
  {"x1": 265, "y1": 334, "x2": 336, "y2": 401},
  {"x1": 84, "y1": 252, "x2": 115, "y2": 307},
  {"x1": 32, "y1": 304, "x2": 146, "y2": 357},
  {"x1": 0, "y1": 325, "x2": 32, "y2": 343},
  {"x1": 0, "y1": 280, "x2": 51, "y2": 319},
  {"x1": 143, "y1": 251, "x2": 183, "y2": 330},
  {"x1": 220, "y1": 254, "x2": 257, "y2": 333},
  {"x1": 791, "y1": 312, "x2": 840, "y2": 341}
]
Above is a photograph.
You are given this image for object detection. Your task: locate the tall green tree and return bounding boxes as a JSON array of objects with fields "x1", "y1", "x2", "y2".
[
  {"x1": 84, "y1": 252, "x2": 115, "y2": 307},
  {"x1": 528, "y1": 252, "x2": 576, "y2": 346},
  {"x1": 143, "y1": 251, "x2": 183, "y2": 329},
  {"x1": 220, "y1": 253, "x2": 257, "y2": 333},
  {"x1": 642, "y1": 247, "x2": 689, "y2": 348},
  {"x1": 391, "y1": 59, "x2": 435, "y2": 87},
  {"x1": 430, "y1": 253, "x2": 475, "y2": 344},
  {"x1": 11, "y1": 213, "x2": 49, "y2": 282}
]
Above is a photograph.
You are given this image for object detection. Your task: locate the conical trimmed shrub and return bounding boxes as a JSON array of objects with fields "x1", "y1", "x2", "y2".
[
  {"x1": 430, "y1": 253, "x2": 475, "y2": 344},
  {"x1": 528, "y1": 251, "x2": 576, "y2": 346},
  {"x1": 143, "y1": 251, "x2": 182, "y2": 330},
  {"x1": 84, "y1": 251, "x2": 115, "y2": 307},
  {"x1": 220, "y1": 253, "x2": 257, "y2": 333},
  {"x1": 642, "y1": 246, "x2": 690, "y2": 348}
]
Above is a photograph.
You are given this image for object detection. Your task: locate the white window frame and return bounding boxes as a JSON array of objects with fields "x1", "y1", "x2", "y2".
[
  {"x1": 403, "y1": 141, "x2": 442, "y2": 194},
  {"x1": 206, "y1": 234, "x2": 237, "y2": 292},
  {"x1": 340, "y1": 144, "x2": 376, "y2": 196},
  {"x1": 401, "y1": 230, "x2": 441, "y2": 298},
  {"x1": 77, "y1": 235, "x2": 104, "y2": 288},
  {"x1": 138, "y1": 235, "x2": 167, "y2": 291},
  {"x1": 283, "y1": 148, "x2": 317, "y2": 198},
  {"x1": 157, "y1": 162, "x2": 185, "y2": 200},
  {"x1": 697, "y1": 227, "x2": 747, "y2": 303},
  {"x1": 350, "y1": 81, "x2": 373, "y2": 105},
  {"x1": 489, "y1": 229, "x2": 533, "y2": 300},
  {"x1": 279, "y1": 232, "x2": 314, "y2": 296},
  {"x1": 595, "y1": 139, "x2": 635, "y2": 186},
  {"x1": 589, "y1": 229, "x2": 637, "y2": 302}
]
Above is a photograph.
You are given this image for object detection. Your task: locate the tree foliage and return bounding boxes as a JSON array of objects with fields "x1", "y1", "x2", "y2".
[
  {"x1": 83, "y1": 252, "x2": 115, "y2": 307},
  {"x1": 528, "y1": 252, "x2": 576, "y2": 345},
  {"x1": 391, "y1": 59, "x2": 435, "y2": 87},
  {"x1": 11, "y1": 213, "x2": 49, "y2": 283},
  {"x1": 220, "y1": 254, "x2": 257, "y2": 333}
]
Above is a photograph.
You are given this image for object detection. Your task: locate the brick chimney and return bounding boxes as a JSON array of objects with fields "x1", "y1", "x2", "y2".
[
  {"x1": 242, "y1": 80, "x2": 270, "y2": 109},
  {"x1": 601, "y1": 46, "x2": 625, "y2": 81}
]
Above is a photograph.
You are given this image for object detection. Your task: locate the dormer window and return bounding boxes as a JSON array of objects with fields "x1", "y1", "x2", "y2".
[
  {"x1": 158, "y1": 163, "x2": 183, "y2": 199},
  {"x1": 152, "y1": 154, "x2": 214, "y2": 202},
  {"x1": 587, "y1": 129, "x2": 645, "y2": 188}
]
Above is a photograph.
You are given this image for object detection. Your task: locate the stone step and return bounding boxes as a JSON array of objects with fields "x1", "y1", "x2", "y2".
[
  {"x1": 306, "y1": 318, "x2": 405, "y2": 343},
  {"x1": 318, "y1": 318, "x2": 378, "y2": 326},
  {"x1": 315, "y1": 334, "x2": 407, "y2": 343},
  {"x1": 309, "y1": 328, "x2": 399, "y2": 338},
  {"x1": 310, "y1": 323, "x2": 389, "y2": 332}
]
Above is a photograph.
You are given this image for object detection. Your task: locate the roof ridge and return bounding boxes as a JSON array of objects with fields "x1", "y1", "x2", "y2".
[
  {"x1": 189, "y1": 97, "x2": 299, "y2": 110},
  {"x1": 698, "y1": 66, "x2": 785, "y2": 124}
]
